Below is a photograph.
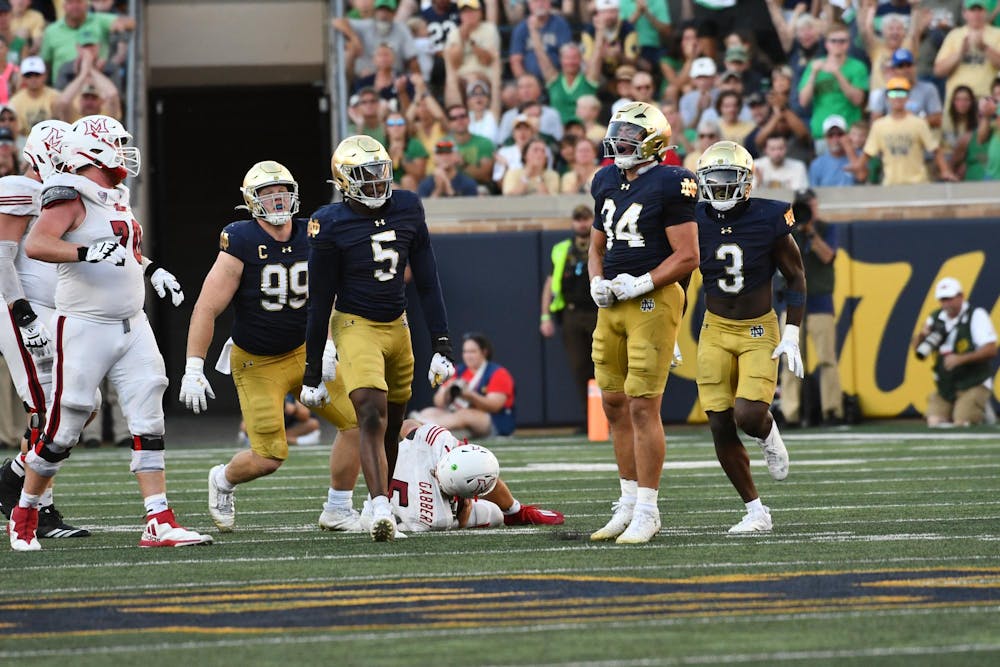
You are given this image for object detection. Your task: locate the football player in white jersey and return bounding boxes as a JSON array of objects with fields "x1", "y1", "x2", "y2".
[
  {"x1": 359, "y1": 418, "x2": 564, "y2": 533},
  {"x1": 0, "y1": 121, "x2": 90, "y2": 538},
  {"x1": 8, "y1": 115, "x2": 210, "y2": 552}
]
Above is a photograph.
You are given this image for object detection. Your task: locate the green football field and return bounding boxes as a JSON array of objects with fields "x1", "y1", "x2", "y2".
[{"x1": 0, "y1": 421, "x2": 998, "y2": 666}]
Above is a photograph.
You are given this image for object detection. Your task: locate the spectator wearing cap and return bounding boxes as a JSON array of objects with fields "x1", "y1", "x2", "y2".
[
  {"x1": 465, "y1": 80, "x2": 498, "y2": 141},
  {"x1": 495, "y1": 73, "x2": 563, "y2": 145},
  {"x1": 417, "y1": 139, "x2": 478, "y2": 197},
  {"x1": 610, "y1": 64, "x2": 636, "y2": 116},
  {"x1": 859, "y1": 7, "x2": 917, "y2": 93},
  {"x1": 753, "y1": 134, "x2": 808, "y2": 191},
  {"x1": 53, "y1": 27, "x2": 123, "y2": 92},
  {"x1": 780, "y1": 188, "x2": 844, "y2": 428},
  {"x1": 41, "y1": 0, "x2": 134, "y2": 83},
  {"x1": 384, "y1": 110, "x2": 427, "y2": 191},
  {"x1": 535, "y1": 38, "x2": 601, "y2": 124},
  {"x1": 9, "y1": 0, "x2": 45, "y2": 57},
  {"x1": 539, "y1": 203, "x2": 599, "y2": 427},
  {"x1": 0, "y1": 124, "x2": 20, "y2": 176},
  {"x1": 0, "y1": 35, "x2": 17, "y2": 103},
  {"x1": 7, "y1": 56, "x2": 58, "y2": 136},
  {"x1": 443, "y1": 102, "x2": 494, "y2": 189},
  {"x1": 332, "y1": 0, "x2": 419, "y2": 80},
  {"x1": 678, "y1": 56, "x2": 717, "y2": 128},
  {"x1": 501, "y1": 137, "x2": 559, "y2": 195},
  {"x1": 575, "y1": 94, "x2": 607, "y2": 144},
  {"x1": 863, "y1": 77, "x2": 958, "y2": 184},
  {"x1": 799, "y1": 23, "x2": 870, "y2": 144},
  {"x1": 698, "y1": 69, "x2": 755, "y2": 128},
  {"x1": 509, "y1": 0, "x2": 573, "y2": 81},
  {"x1": 55, "y1": 73, "x2": 121, "y2": 124},
  {"x1": 443, "y1": 0, "x2": 500, "y2": 101},
  {"x1": 621, "y1": 0, "x2": 672, "y2": 69},
  {"x1": 723, "y1": 43, "x2": 764, "y2": 96},
  {"x1": 745, "y1": 87, "x2": 812, "y2": 162},
  {"x1": 869, "y1": 48, "x2": 943, "y2": 126},
  {"x1": 683, "y1": 118, "x2": 719, "y2": 172},
  {"x1": 582, "y1": 0, "x2": 639, "y2": 85},
  {"x1": 913, "y1": 276, "x2": 998, "y2": 428},
  {"x1": 934, "y1": 0, "x2": 1000, "y2": 131},
  {"x1": 808, "y1": 115, "x2": 860, "y2": 186}
]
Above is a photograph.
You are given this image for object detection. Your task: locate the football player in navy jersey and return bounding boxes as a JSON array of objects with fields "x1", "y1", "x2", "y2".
[
  {"x1": 301, "y1": 136, "x2": 455, "y2": 542},
  {"x1": 179, "y1": 161, "x2": 363, "y2": 534},
  {"x1": 588, "y1": 102, "x2": 700, "y2": 545},
  {"x1": 694, "y1": 141, "x2": 805, "y2": 534}
]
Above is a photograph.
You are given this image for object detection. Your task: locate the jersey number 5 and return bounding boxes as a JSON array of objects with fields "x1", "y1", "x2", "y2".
[
  {"x1": 601, "y1": 200, "x2": 646, "y2": 248},
  {"x1": 715, "y1": 243, "x2": 745, "y2": 294},
  {"x1": 370, "y1": 230, "x2": 399, "y2": 282},
  {"x1": 260, "y1": 261, "x2": 307, "y2": 311},
  {"x1": 109, "y1": 219, "x2": 142, "y2": 264}
]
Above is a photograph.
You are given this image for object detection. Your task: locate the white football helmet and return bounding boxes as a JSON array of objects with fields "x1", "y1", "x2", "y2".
[
  {"x1": 435, "y1": 443, "x2": 500, "y2": 498},
  {"x1": 62, "y1": 115, "x2": 141, "y2": 178},
  {"x1": 237, "y1": 161, "x2": 299, "y2": 226},
  {"x1": 23, "y1": 119, "x2": 71, "y2": 180}
]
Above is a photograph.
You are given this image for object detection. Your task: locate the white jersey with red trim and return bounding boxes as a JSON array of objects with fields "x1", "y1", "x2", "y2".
[
  {"x1": 46, "y1": 172, "x2": 145, "y2": 321},
  {"x1": 390, "y1": 423, "x2": 462, "y2": 532},
  {"x1": 0, "y1": 175, "x2": 57, "y2": 308}
]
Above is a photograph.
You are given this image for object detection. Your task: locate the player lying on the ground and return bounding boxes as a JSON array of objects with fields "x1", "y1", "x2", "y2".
[{"x1": 359, "y1": 419, "x2": 564, "y2": 533}]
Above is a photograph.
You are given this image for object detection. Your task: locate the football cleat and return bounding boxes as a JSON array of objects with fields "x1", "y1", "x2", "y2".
[
  {"x1": 37, "y1": 505, "x2": 90, "y2": 538},
  {"x1": 8, "y1": 505, "x2": 40, "y2": 551},
  {"x1": 615, "y1": 507, "x2": 661, "y2": 544},
  {"x1": 370, "y1": 502, "x2": 395, "y2": 542},
  {"x1": 728, "y1": 507, "x2": 773, "y2": 534},
  {"x1": 139, "y1": 509, "x2": 213, "y2": 547},
  {"x1": 207, "y1": 464, "x2": 235, "y2": 532},
  {"x1": 503, "y1": 505, "x2": 565, "y2": 526},
  {"x1": 318, "y1": 507, "x2": 362, "y2": 532},
  {"x1": 756, "y1": 433, "x2": 789, "y2": 481},
  {"x1": 590, "y1": 501, "x2": 635, "y2": 541},
  {"x1": 0, "y1": 458, "x2": 25, "y2": 520}
]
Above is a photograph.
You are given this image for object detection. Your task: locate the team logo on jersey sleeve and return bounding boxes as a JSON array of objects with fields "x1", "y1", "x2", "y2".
[
  {"x1": 680, "y1": 178, "x2": 697, "y2": 198},
  {"x1": 307, "y1": 218, "x2": 320, "y2": 237},
  {"x1": 219, "y1": 231, "x2": 229, "y2": 251}
]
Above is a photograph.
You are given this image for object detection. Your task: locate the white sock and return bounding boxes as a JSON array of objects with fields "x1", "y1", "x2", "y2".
[
  {"x1": 214, "y1": 465, "x2": 235, "y2": 493},
  {"x1": 144, "y1": 493, "x2": 169, "y2": 515},
  {"x1": 39, "y1": 487, "x2": 54, "y2": 507},
  {"x1": 503, "y1": 499, "x2": 521, "y2": 515},
  {"x1": 619, "y1": 478, "x2": 637, "y2": 505},
  {"x1": 371, "y1": 494, "x2": 390, "y2": 512},
  {"x1": 18, "y1": 491, "x2": 40, "y2": 509},
  {"x1": 10, "y1": 454, "x2": 26, "y2": 477},
  {"x1": 745, "y1": 498, "x2": 765, "y2": 515},
  {"x1": 324, "y1": 487, "x2": 353, "y2": 512},
  {"x1": 758, "y1": 419, "x2": 781, "y2": 446}
]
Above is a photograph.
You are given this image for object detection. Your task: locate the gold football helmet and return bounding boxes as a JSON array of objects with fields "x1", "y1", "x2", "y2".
[
  {"x1": 695, "y1": 140, "x2": 754, "y2": 211},
  {"x1": 602, "y1": 102, "x2": 671, "y2": 169},
  {"x1": 331, "y1": 135, "x2": 393, "y2": 209},
  {"x1": 239, "y1": 160, "x2": 299, "y2": 226}
]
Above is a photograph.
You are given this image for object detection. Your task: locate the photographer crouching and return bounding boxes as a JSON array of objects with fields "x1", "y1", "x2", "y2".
[{"x1": 913, "y1": 278, "x2": 998, "y2": 427}]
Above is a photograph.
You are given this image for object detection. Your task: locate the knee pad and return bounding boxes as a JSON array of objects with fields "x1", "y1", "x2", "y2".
[
  {"x1": 25, "y1": 436, "x2": 71, "y2": 477},
  {"x1": 130, "y1": 435, "x2": 165, "y2": 473}
]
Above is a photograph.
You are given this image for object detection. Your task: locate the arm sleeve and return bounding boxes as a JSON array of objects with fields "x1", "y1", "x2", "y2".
[
  {"x1": 409, "y1": 213, "x2": 450, "y2": 339},
  {"x1": 304, "y1": 242, "x2": 342, "y2": 386}
]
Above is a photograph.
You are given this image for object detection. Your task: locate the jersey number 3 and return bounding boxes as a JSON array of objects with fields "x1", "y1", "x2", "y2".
[
  {"x1": 601, "y1": 200, "x2": 646, "y2": 248},
  {"x1": 715, "y1": 243, "x2": 745, "y2": 294}
]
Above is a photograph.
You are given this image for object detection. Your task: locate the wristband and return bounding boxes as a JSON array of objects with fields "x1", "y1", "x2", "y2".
[
  {"x1": 184, "y1": 356, "x2": 205, "y2": 373},
  {"x1": 11, "y1": 299, "x2": 37, "y2": 327},
  {"x1": 77, "y1": 246, "x2": 88, "y2": 262},
  {"x1": 144, "y1": 261, "x2": 157, "y2": 277},
  {"x1": 431, "y1": 335, "x2": 453, "y2": 358}
]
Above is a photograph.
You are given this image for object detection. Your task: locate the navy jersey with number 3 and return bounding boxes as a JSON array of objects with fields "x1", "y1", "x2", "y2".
[
  {"x1": 220, "y1": 218, "x2": 310, "y2": 356},
  {"x1": 696, "y1": 198, "x2": 795, "y2": 298},
  {"x1": 590, "y1": 163, "x2": 699, "y2": 280}
]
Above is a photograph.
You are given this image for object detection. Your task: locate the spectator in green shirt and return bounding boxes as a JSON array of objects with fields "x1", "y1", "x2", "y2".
[
  {"x1": 797, "y1": 23, "x2": 869, "y2": 144},
  {"x1": 40, "y1": 0, "x2": 134, "y2": 85},
  {"x1": 533, "y1": 32, "x2": 601, "y2": 124},
  {"x1": 444, "y1": 103, "x2": 495, "y2": 191},
  {"x1": 384, "y1": 111, "x2": 428, "y2": 191},
  {"x1": 621, "y1": 0, "x2": 673, "y2": 69}
]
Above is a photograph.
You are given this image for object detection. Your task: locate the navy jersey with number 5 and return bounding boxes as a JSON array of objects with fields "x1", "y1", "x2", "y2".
[
  {"x1": 220, "y1": 218, "x2": 310, "y2": 355},
  {"x1": 590, "y1": 163, "x2": 699, "y2": 280},
  {"x1": 696, "y1": 198, "x2": 795, "y2": 298}
]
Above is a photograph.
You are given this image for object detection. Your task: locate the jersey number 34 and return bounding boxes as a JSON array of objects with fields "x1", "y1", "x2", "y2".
[{"x1": 601, "y1": 200, "x2": 647, "y2": 249}]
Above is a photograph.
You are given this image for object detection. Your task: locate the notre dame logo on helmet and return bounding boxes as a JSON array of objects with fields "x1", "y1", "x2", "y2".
[{"x1": 307, "y1": 218, "x2": 320, "y2": 238}]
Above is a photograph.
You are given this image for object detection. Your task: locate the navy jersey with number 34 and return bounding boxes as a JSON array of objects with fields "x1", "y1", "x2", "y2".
[
  {"x1": 220, "y1": 218, "x2": 310, "y2": 356},
  {"x1": 590, "y1": 163, "x2": 699, "y2": 280},
  {"x1": 696, "y1": 198, "x2": 795, "y2": 298}
]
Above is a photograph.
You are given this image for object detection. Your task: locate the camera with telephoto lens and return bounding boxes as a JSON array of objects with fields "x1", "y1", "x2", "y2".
[{"x1": 915, "y1": 321, "x2": 947, "y2": 360}]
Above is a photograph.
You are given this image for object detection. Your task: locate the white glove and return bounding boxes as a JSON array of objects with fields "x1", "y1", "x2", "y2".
[
  {"x1": 150, "y1": 267, "x2": 184, "y2": 306},
  {"x1": 19, "y1": 320, "x2": 53, "y2": 362},
  {"x1": 428, "y1": 352, "x2": 455, "y2": 388},
  {"x1": 300, "y1": 382, "x2": 331, "y2": 407},
  {"x1": 590, "y1": 276, "x2": 616, "y2": 308},
  {"x1": 772, "y1": 323, "x2": 804, "y2": 379},
  {"x1": 610, "y1": 272, "x2": 654, "y2": 301},
  {"x1": 83, "y1": 240, "x2": 127, "y2": 266},
  {"x1": 321, "y1": 339, "x2": 338, "y2": 382},
  {"x1": 178, "y1": 357, "x2": 215, "y2": 414}
]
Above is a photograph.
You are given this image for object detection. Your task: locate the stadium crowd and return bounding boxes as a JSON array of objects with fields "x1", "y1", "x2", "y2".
[{"x1": 338, "y1": 0, "x2": 1000, "y2": 193}]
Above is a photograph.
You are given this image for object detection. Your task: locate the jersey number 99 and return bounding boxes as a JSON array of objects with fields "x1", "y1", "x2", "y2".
[{"x1": 260, "y1": 261, "x2": 307, "y2": 311}]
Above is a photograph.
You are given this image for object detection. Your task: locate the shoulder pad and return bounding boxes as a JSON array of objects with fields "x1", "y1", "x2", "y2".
[{"x1": 40, "y1": 186, "x2": 80, "y2": 209}]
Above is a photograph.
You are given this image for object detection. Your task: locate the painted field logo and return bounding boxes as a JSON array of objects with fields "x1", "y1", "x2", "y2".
[
  {"x1": 749, "y1": 324, "x2": 765, "y2": 338},
  {"x1": 640, "y1": 298, "x2": 654, "y2": 312}
]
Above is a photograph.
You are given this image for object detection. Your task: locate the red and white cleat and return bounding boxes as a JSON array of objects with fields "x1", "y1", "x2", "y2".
[
  {"x1": 8, "y1": 505, "x2": 41, "y2": 551},
  {"x1": 504, "y1": 504, "x2": 565, "y2": 526},
  {"x1": 139, "y1": 509, "x2": 213, "y2": 547}
]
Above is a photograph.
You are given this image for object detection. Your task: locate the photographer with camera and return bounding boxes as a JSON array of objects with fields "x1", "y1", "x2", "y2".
[
  {"x1": 913, "y1": 277, "x2": 998, "y2": 427},
  {"x1": 779, "y1": 189, "x2": 844, "y2": 427},
  {"x1": 414, "y1": 332, "x2": 516, "y2": 438}
]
